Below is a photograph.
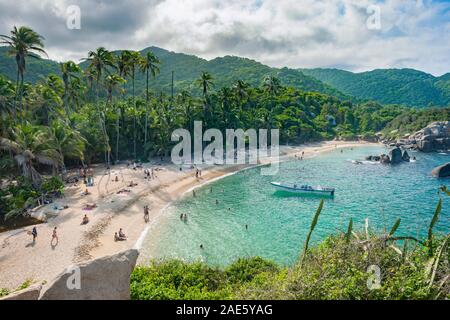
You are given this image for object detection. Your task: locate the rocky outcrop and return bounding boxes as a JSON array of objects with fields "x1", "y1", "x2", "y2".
[
  {"x1": 0, "y1": 284, "x2": 42, "y2": 300},
  {"x1": 39, "y1": 249, "x2": 139, "y2": 300},
  {"x1": 389, "y1": 147, "x2": 403, "y2": 164},
  {"x1": 409, "y1": 121, "x2": 450, "y2": 153},
  {"x1": 431, "y1": 163, "x2": 450, "y2": 178},
  {"x1": 402, "y1": 150, "x2": 410, "y2": 162},
  {"x1": 380, "y1": 154, "x2": 391, "y2": 164}
]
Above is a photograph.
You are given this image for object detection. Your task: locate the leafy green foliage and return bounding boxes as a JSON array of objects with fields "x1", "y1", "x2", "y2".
[
  {"x1": 382, "y1": 107, "x2": 450, "y2": 139},
  {"x1": 301, "y1": 68, "x2": 450, "y2": 107}
]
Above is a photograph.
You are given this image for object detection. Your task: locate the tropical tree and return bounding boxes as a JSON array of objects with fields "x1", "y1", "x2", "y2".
[
  {"x1": 139, "y1": 51, "x2": 160, "y2": 148},
  {"x1": 83, "y1": 47, "x2": 116, "y2": 165},
  {"x1": 104, "y1": 74, "x2": 126, "y2": 162},
  {"x1": 124, "y1": 50, "x2": 142, "y2": 159},
  {"x1": 0, "y1": 124, "x2": 62, "y2": 185},
  {"x1": 0, "y1": 26, "x2": 47, "y2": 123},
  {"x1": 60, "y1": 61, "x2": 81, "y2": 116},
  {"x1": 263, "y1": 75, "x2": 281, "y2": 97},
  {"x1": 197, "y1": 71, "x2": 214, "y2": 101},
  {"x1": 49, "y1": 120, "x2": 85, "y2": 169}
]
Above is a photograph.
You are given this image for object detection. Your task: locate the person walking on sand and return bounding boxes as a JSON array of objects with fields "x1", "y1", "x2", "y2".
[
  {"x1": 144, "y1": 205, "x2": 150, "y2": 223},
  {"x1": 31, "y1": 227, "x2": 37, "y2": 243},
  {"x1": 51, "y1": 227, "x2": 58, "y2": 246}
]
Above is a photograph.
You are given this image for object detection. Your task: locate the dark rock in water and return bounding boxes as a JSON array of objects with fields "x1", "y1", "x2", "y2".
[
  {"x1": 402, "y1": 150, "x2": 410, "y2": 162},
  {"x1": 389, "y1": 147, "x2": 403, "y2": 164},
  {"x1": 417, "y1": 140, "x2": 434, "y2": 153},
  {"x1": 365, "y1": 155, "x2": 381, "y2": 162},
  {"x1": 431, "y1": 163, "x2": 450, "y2": 178},
  {"x1": 380, "y1": 154, "x2": 391, "y2": 164}
]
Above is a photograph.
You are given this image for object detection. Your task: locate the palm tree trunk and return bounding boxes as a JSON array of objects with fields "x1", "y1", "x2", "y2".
[
  {"x1": 144, "y1": 68, "x2": 149, "y2": 150},
  {"x1": 13, "y1": 69, "x2": 19, "y2": 123},
  {"x1": 19, "y1": 73, "x2": 24, "y2": 125},
  {"x1": 133, "y1": 74, "x2": 136, "y2": 160}
]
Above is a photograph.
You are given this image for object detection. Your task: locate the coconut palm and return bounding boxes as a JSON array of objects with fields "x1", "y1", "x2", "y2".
[
  {"x1": 124, "y1": 50, "x2": 142, "y2": 159},
  {"x1": 82, "y1": 47, "x2": 116, "y2": 165},
  {"x1": 50, "y1": 120, "x2": 86, "y2": 173},
  {"x1": 0, "y1": 26, "x2": 47, "y2": 123},
  {"x1": 263, "y1": 75, "x2": 281, "y2": 96},
  {"x1": 105, "y1": 74, "x2": 126, "y2": 162},
  {"x1": 139, "y1": 50, "x2": 160, "y2": 148},
  {"x1": 0, "y1": 124, "x2": 62, "y2": 185},
  {"x1": 60, "y1": 61, "x2": 81, "y2": 116},
  {"x1": 196, "y1": 71, "x2": 214, "y2": 100}
]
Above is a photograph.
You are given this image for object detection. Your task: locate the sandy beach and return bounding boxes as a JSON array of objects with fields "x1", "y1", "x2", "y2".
[{"x1": 0, "y1": 140, "x2": 379, "y2": 290}]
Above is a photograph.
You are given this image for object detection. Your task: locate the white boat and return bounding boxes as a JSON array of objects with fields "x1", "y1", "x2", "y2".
[{"x1": 270, "y1": 182, "x2": 335, "y2": 196}]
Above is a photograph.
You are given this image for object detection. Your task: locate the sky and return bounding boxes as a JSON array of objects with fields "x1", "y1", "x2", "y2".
[{"x1": 0, "y1": 0, "x2": 449, "y2": 76}]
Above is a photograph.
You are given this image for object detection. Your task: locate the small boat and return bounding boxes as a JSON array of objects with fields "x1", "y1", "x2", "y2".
[{"x1": 270, "y1": 182, "x2": 335, "y2": 196}]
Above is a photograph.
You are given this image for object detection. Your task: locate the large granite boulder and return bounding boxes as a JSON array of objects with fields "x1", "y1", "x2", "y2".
[
  {"x1": 409, "y1": 121, "x2": 450, "y2": 153},
  {"x1": 0, "y1": 284, "x2": 42, "y2": 300},
  {"x1": 389, "y1": 147, "x2": 403, "y2": 164},
  {"x1": 39, "y1": 249, "x2": 139, "y2": 300},
  {"x1": 431, "y1": 163, "x2": 450, "y2": 178}
]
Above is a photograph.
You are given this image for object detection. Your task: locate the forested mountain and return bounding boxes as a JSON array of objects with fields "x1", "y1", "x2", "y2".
[
  {"x1": 0, "y1": 46, "x2": 348, "y2": 100},
  {"x1": 300, "y1": 68, "x2": 450, "y2": 108}
]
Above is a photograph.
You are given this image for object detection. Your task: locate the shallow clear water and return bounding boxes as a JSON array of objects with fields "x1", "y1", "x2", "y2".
[{"x1": 140, "y1": 146, "x2": 450, "y2": 266}]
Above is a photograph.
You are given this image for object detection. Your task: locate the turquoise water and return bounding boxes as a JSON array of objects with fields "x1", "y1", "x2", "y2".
[{"x1": 141, "y1": 146, "x2": 449, "y2": 266}]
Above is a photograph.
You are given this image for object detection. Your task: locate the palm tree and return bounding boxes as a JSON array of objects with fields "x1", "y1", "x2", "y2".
[
  {"x1": 233, "y1": 80, "x2": 249, "y2": 108},
  {"x1": 124, "y1": 50, "x2": 142, "y2": 160},
  {"x1": 60, "y1": 61, "x2": 81, "y2": 117},
  {"x1": 82, "y1": 47, "x2": 116, "y2": 166},
  {"x1": 263, "y1": 75, "x2": 281, "y2": 97},
  {"x1": 196, "y1": 71, "x2": 214, "y2": 100},
  {"x1": 105, "y1": 74, "x2": 126, "y2": 163},
  {"x1": 0, "y1": 124, "x2": 62, "y2": 185},
  {"x1": 196, "y1": 72, "x2": 214, "y2": 123},
  {"x1": 0, "y1": 26, "x2": 47, "y2": 123},
  {"x1": 0, "y1": 76, "x2": 15, "y2": 135},
  {"x1": 49, "y1": 120, "x2": 86, "y2": 174},
  {"x1": 139, "y1": 51, "x2": 160, "y2": 148}
]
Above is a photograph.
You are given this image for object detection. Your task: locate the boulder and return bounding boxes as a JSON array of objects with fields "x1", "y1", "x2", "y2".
[
  {"x1": 380, "y1": 154, "x2": 391, "y2": 164},
  {"x1": 402, "y1": 150, "x2": 410, "y2": 162},
  {"x1": 417, "y1": 140, "x2": 434, "y2": 153},
  {"x1": 431, "y1": 163, "x2": 450, "y2": 178},
  {"x1": 39, "y1": 249, "x2": 139, "y2": 300},
  {"x1": 389, "y1": 147, "x2": 403, "y2": 164},
  {"x1": 0, "y1": 284, "x2": 42, "y2": 300}
]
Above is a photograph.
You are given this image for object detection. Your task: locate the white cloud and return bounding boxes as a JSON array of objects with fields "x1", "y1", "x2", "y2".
[{"x1": 0, "y1": 0, "x2": 449, "y2": 75}]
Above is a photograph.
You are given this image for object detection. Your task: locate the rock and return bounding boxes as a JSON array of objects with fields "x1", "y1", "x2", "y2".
[
  {"x1": 402, "y1": 150, "x2": 410, "y2": 162},
  {"x1": 380, "y1": 154, "x2": 391, "y2": 164},
  {"x1": 0, "y1": 284, "x2": 42, "y2": 300},
  {"x1": 389, "y1": 147, "x2": 403, "y2": 164},
  {"x1": 410, "y1": 121, "x2": 450, "y2": 153},
  {"x1": 418, "y1": 140, "x2": 434, "y2": 153},
  {"x1": 39, "y1": 249, "x2": 138, "y2": 300},
  {"x1": 431, "y1": 163, "x2": 450, "y2": 178}
]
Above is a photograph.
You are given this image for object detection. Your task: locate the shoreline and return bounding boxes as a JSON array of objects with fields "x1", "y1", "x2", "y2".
[{"x1": 0, "y1": 140, "x2": 380, "y2": 290}]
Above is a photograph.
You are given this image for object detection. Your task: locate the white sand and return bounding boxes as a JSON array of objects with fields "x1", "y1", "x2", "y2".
[{"x1": 0, "y1": 140, "x2": 378, "y2": 290}]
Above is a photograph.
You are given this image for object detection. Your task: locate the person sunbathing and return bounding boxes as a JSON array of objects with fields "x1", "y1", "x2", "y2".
[
  {"x1": 128, "y1": 181, "x2": 138, "y2": 187},
  {"x1": 83, "y1": 203, "x2": 97, "y2": 210},
  {"x1": 117, "y1": 188, "x2": 131, "y2": 194},
  {"x1": 82, "y1": 214, "x2": 90, "y2": 225}
]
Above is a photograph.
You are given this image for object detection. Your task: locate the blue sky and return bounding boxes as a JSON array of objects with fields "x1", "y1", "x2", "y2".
[{"x1": 0, "y1": 0, "x2": 449, "y2": 75}]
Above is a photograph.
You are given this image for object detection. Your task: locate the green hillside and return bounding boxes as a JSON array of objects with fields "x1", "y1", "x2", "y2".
[
  {"x1": 0, "y1": 46, "x2": 349, "y2": 100},
  {"x1": 300, "y1": 68, "x2": 450, "y2": 108}
]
